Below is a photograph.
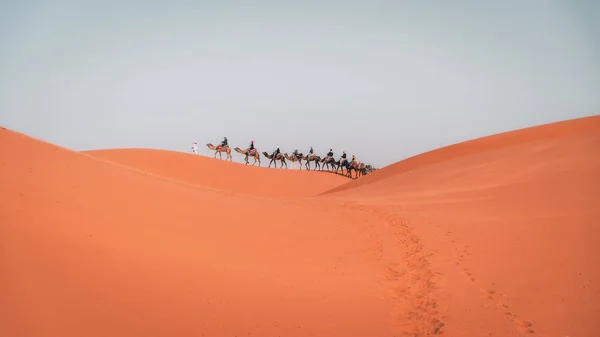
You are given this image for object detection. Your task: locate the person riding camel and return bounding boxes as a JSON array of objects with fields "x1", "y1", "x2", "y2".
[
  {"x1": 293, "y1": 148, "x2": 300, "y2": 159},
  {"x1": 217, "y1": 136, "x2": 228, "y2": 150},
  {"x1": 308, "y1": 146, "x2": 314, "y2": 159},
  {"x1": 272, "y1": 146, "x2": 280, "y2": 157},
  {"x1": 351, "y1": 155, "x2": 357, "y2": 166},
  {"x1": 340, "y1": 151, "x2": 347, "y2": 164},
  {"x1": 326, "y1": 149, "x2": 334, "y2": 162},
  {"x1": 248, "y1": 140, "x2": 255, "y2": 152}
]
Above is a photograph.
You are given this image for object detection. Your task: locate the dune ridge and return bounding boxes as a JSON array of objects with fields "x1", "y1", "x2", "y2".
[
  {"x1": 1, "y1": 115, "x2": 599, "y2": 337},
  {"x1": 323, "y1": 115, "x2": 600, "y2": 195}
]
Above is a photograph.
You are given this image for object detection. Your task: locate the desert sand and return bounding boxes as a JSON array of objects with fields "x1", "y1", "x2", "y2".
[{"x1": 1, "y1": 115, "x2": 599, "y2": 337}]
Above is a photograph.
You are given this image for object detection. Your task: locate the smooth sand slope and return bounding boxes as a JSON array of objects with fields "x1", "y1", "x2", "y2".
[
  {"x1": 324, "y1": 115, "x2": 600, "y2": 336},
  {"x1": 0, "y1": 128, "x2": 393, "y2": 337},
  {"x1": 1, "y1": 115, "x2": 599, "y2": 337},
  {"x1": 84, "y1": 148, "x2": 348, "y2": 198}
]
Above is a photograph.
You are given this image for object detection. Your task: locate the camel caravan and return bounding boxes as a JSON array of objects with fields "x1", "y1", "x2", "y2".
[{"x1": 199, "y1": 137, "x2": 379, "y2": 179}]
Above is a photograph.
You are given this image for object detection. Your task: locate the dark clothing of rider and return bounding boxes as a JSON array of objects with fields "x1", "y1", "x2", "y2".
[
  {"x1": 309, "y1": 148, "x2": 314, "y2": 155},
  {"x1": 327, "y1": 151, "x2": 333, "y2": 157},
  {"x1": 341, "y1": 153, "x2": 347, "y2": 159},
  {"x1": 249, "y1": 141, "x2": 254, "y2": 150},
  {"x1": 221, "y1": 137, "x2": 228, "y2": 147}
]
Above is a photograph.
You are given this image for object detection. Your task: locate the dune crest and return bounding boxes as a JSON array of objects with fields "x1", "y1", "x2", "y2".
[
  {"x1": 2, "y1": 115, "x2": 599, "y2": 337},
  {"x1": 324, "y1": 115, "x2": 600, "y2": 195}
]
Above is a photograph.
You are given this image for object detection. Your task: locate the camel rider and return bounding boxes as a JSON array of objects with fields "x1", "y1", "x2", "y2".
[
  {"x1": 248, "y1": 140, "x2": 254, "y2": 151},
  {"x1": 308, "y1": 146, "x2": 314, "y2": 158},
  {"x1": 218, "y1": 136, "x2": 228, "y2": 150},
  {"x1": 351, "y1": 155, "x2": 357, "y2": 165},
  {"x1": 293, "y1": 148, "x2": 300, "y2": 159},
  {"x1": 326, "y1": 149, "x2": 334, "y2": 160},
  {"x1": 340, "y1": 151, "x2": 347, "y2": 164},
  {"x1": 272, "y1": 146, "x2": 280, "y2": 157}
]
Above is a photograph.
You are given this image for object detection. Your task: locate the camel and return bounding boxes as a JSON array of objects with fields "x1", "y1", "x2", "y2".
[
  {"x1": 355, "y1": 162, "x2": 366, "y2": 178},
  {"x1": 320, "y1": 156, "x2": 336, "y2": 171},
  {"x1": 303, "y1": 154, "x2": 321, "y2": 170},
  {"x1": 262, "y1": 151, "x2": 287, "y2": 168},
  {"x1": 206, "y1": 143, "x2": 232, "y2": 161},
  {"x1": 358, "y1": 162, "x2": 368, "y2": 176},
  {"x1": 345, "y1": 161, "x2": 358, "y2": 179},
  {"x1": 337, "y1": 159, "x2": 356, "y2": 178},
  {"x1": 234, "y1": 147, "x2": 261, "y2": 166},
  {"x1": 283, "y1": 152, "x2": 303, "y2": 169},
  {"x1": 365, "y1": 164, "x2": 376, "y2": 174},
  {"x1": 346, "y1": 160, "x2": 366, "y2": 179},
  {"x1": 334, "y1": 158, "x2": 348, "y2": 176}
]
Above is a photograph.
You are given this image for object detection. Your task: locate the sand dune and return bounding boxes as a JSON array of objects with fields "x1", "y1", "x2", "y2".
[
  {"x1": 1, "y1": 116, "x2": 599, "y2": 337},
  {"x1": 84, "y1": 148, "x2": 348, "y2": 197},
  {"x1": 0, "y1": 129, "x2": 395, "y2": 336},
  {"x1": 325, "y1": 115, "x2": 600, "y2": 195},
  {"x1": 324, "y1": 115, "x2": 600, "y2": 336}
]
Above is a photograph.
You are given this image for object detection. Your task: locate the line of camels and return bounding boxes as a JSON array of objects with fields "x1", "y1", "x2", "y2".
[{"x1": 205, "y1": 143, "x2": 378, "y2": 179}]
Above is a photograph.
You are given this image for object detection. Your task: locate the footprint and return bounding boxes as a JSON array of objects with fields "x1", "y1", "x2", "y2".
[
  {"x1": 514, "y1": 318, "x2": 533, "y2": 327},
  {"x1": 498, "y1": 302, "x2": 510, "y2": 310},
  {"x1": 514, "y1": 318, "x2": 535, "y2": 334},
  {"x1": 480, "y1": 289, "x2": 496, "y2": 300}
]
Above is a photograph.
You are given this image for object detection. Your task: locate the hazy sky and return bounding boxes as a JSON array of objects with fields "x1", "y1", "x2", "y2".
[{"x1": 1, "y1": 0, "x2": 599, "y2": 168}]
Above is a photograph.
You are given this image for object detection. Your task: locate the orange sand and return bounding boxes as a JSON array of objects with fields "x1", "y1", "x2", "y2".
[
  {"x1": 1, "y1": 116, "x2": 599, "y2": 337},
  {"x1": 84, "y1": 148, "x2": 349, "y2": 198}
]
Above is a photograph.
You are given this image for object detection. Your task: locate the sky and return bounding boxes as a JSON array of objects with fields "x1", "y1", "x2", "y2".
[{"x1": 1, "y1": 0, "x2": 599, "y2": 168}]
